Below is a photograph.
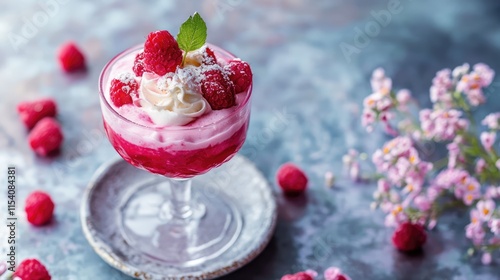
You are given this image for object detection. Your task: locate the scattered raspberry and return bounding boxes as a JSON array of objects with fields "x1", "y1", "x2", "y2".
[
  {"x1": 226, "y1": 59, "x2": 252, "y2": 93},
  {"x1": 203, "y1": 47, "x2": 217, "y2": 65},
  {"x1": 143, "y1": 30, "x2": 182, "y2": 76},
  {"x1": 14, "y1": 259, "x2": 51, "y2": 280},
  {"x1": 17, "y1": 98, "x2": 57, "y2": 129},
  {"x1": 200, "y1": 68, "x2": 235, "y2": 110},
  {"x1": 109, "y1": 73, "x2": 139, "y2": 107},
  {"x1": 281, "y1": 272, "x2": 314, "y2": 280},
  {"x1": 392, "y1": 222, "x2": 427, "y2": 252},
  {"x1": 57, "y1": 41, "x2": 86, "y2": 72},
  {"x1": 25, "y1": 190, "x2": 55, "y2": 226},
  {"x1": 276, "y1": 163, "x2": 308, "y2": 196},
  {"x1": 324, "y1": 267, "x2": 351, "y2": 280},
  {"x1": 28, "y1": 118, "x2": 63, "y2": 157},
  {"x1": 133, "y1": 52, "x2": 145, "y2": 77}
]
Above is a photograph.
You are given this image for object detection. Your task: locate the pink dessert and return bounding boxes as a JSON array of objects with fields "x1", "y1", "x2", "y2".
[{"x1": 99, "y1": 30, "x2": 252, "y2": 178}]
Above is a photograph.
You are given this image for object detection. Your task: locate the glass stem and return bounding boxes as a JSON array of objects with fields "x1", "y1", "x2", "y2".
[{"x1": 169, "y1": 178, "x2": 193, "y2": 220}]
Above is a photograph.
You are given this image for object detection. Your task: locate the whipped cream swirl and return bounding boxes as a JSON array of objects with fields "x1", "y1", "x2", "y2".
[{"x1": 139, "y1": 69, "x2": 210, "y2": 126}]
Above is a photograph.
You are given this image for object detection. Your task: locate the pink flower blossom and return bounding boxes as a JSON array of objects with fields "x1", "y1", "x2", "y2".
[
  {"x1": 477, "y1": 200, "x2": 495, "y2": 221},
  {"x1": 446, "y1": 142, "x2": 464, "y2": 168},
  {"x1": 361, "y1": 109, "x2": 376, "y2": 130},
  {"x1": 349, "y1": 162, "x2": 360, "y2": 181},
  {"x1": 482, "y1": 113, "x2": 500, "y2": 130},
  {"x1": 476, "y1": 158, "x2": 487, "y2": 174},
  {"x1": 430, "y1": 68, "x2": 453, "y2": 106},
  {"x1": 466, "y1": 222, "x2": 485, "y2": 245},
  {"x1": 480, "y1": 132, "x2": 496, "y2": 152},
  {"x1": 465, "y1": 209, "x2": 486, "y2": 244},
  {"x1": 456, "y1": 64, "x2": 494, "y2": 106},
  {"x1": 378, "y1": 136, "x2": 413, "y2": 161},
  {"x1": 427, "y1": 186, "x2": 441, "y2": 201},
  {"x1": 433, "y1": 168, "x2": 470, "y2": 191},
  {"x1": 380, "y1": 201, "x2": 394, "y2": 213},
  {"x1": 459, "y1": 177, "x2": 480, "y2": 204},
  {"x1": 465, "y1": 88, "x2": 486, "y2": 106},
  {"x1": 485, "y1": 186, "x2": 500, "y2": 199},
  {"x1": 463, "y1": 191, "x2": 481, "y2": 206},
  {"x1": 452, "y1": 63, "x2": 470, "y2": 78},
  {"x1": 473, "y1": 63, "x2": 495, "y2": 87},
  {"x1": 470, "y1": 209, "x2": 481, "y2": 225},
  {"x1": 377, "y1": 97, "x2": 393, "y2": 112},
  {"x1": 377, "y1": 179, "x2": 391, "y2": 193},
  {"x1": 324, "y1": 267, "x2": 351, "y2": 280},
  {"x1": 489, "y1": 219, "x2": 500, "y2": 235},
  {"x1": 371, "y1": 68, "x2": 392, "y2": 94},
  {"x1": 396, "y1": 89, "x2": 412, "y2": 110},
  {"x1": 481, "y1": 252, "x2": 492, "y2": 265},
  {"x1": 385, "y1": 204, "x2": 407, "y2": 227},
  {"x1": 420, "y1": 109, "x2": 468, "y2": 141},
  {"x1": 414, "y1": 195, "x2": 431, "y2": 212}
]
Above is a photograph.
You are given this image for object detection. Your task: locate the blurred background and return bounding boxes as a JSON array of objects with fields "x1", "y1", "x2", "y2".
[{"x1": 1, "y1": 0, "x2": 500, "y2": 279}]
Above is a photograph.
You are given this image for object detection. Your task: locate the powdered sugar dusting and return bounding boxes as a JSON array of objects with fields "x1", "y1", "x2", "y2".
[{"x1": 118, "y1": 72, "x2": 136, "y2": 84}]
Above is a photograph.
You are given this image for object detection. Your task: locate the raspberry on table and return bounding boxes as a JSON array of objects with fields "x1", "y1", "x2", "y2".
[
  {"x1": 200, "y1": 68, "x2": 236, "y2": 110},
  {"x1": 109, "y1": 73, "x2": 139, "y2": 107},
  {"x1": 57, "y1": 41, "x2": 86, "y2": 72},
  {"x1": 133, "y1": 52, "x2": 146, "y2": 77},
  {"x1": 25, "y1": 190, "x2": 55, "y2": 226},
  {"x1": 143, "y1": 30, "x2": 182, "y2": 76},
  {"x1": 276, "y1": 163, "x2": 308, "y2": 196},
  {"x1": 17, "y1": 98, "x2": 57, "y2": 129},
  {"x1": 28, "y1": 117, "x2": 63, "y2": 157},
  {"x1": 226, "y1": 59, "x2": 252, "y2": 93},
  {"x1": 392, "y1": 222, "x2": 427, "y2": 252},
  {"x1": 281, "y1": 272, "x2": 314, "y2": 280},
  {"x1": 14, "y1": 259, "x2": 51, "y2": 280}
]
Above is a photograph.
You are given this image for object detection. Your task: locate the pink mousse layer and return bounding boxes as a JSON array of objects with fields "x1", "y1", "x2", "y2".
[
  {"x1": 104, "y1": 121, "x2": 248, "y2": 178},
  {"x1": 101, "y1": 46, "x2": 251, "y2": 178}
]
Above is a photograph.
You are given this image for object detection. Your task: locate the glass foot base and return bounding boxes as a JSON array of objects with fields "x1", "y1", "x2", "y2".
[
  {"x1": 120, "y1": 180, "x2": 242, "y2": 266},
  {"x1": 81, "y1": 155, "x2": 277, "y2": 279}
]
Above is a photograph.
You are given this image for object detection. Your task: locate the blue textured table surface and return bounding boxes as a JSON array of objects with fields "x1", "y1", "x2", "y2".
[{"x1": 1, "y1": 0, "x2": 500, "y2": 279}]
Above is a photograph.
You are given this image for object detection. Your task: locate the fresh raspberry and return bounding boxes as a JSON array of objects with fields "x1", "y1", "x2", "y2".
[
  {"x1": 14, "y1": 259, "x2": 51, "y2": 280},
  {"x1": 28, "y1": 118, "x2": 63, "y2": 157},
  {"x1": 226, "y1": 59, "x2": 252, "y2": 93},
  {"x1": 17, "y1": 98, "x2": 57, "y2": 129},
  {"x1": 281, "y1": 272, "x2": 314, "y2": 280},
  {"x1": 109, "y1": 73, "x2": 139, "y2": 107},
  {"x1": 392, "y1": 222, "x2": 427, "y2": 252},
  {"x1": 133, "y1": 52, "x2": 145, "y2": 77},
  {"x1": 200, "y1": 68, "x2": 235, "y2": 110},
  {"x1": 203, "y1": 47, "x2": 217, "y2": 65},
  {"x1": 143, "y1": 30, "x2": 182, "y2": 76},
  {"x1": 57, "y1": 41, "x2": 86, "y2": 72},
  {"x1": 25, "y1": 190, "x2": 55, "y2": 226},
  {"x1": 324, "y1": 267, "x2": 351, "y2": 280},
  {"x1": 276, "y1": 163, "x2": 308, "y2": 196}
]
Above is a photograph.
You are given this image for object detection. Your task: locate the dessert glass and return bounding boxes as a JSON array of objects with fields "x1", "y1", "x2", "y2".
[{"x1": 98, "y1": 44, "x2": 252, "y2": 266}]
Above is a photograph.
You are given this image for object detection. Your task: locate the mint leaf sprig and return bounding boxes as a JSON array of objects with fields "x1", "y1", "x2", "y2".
[{"x1": 177, "y1": 12, "x2": 207, "y2": 66}]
